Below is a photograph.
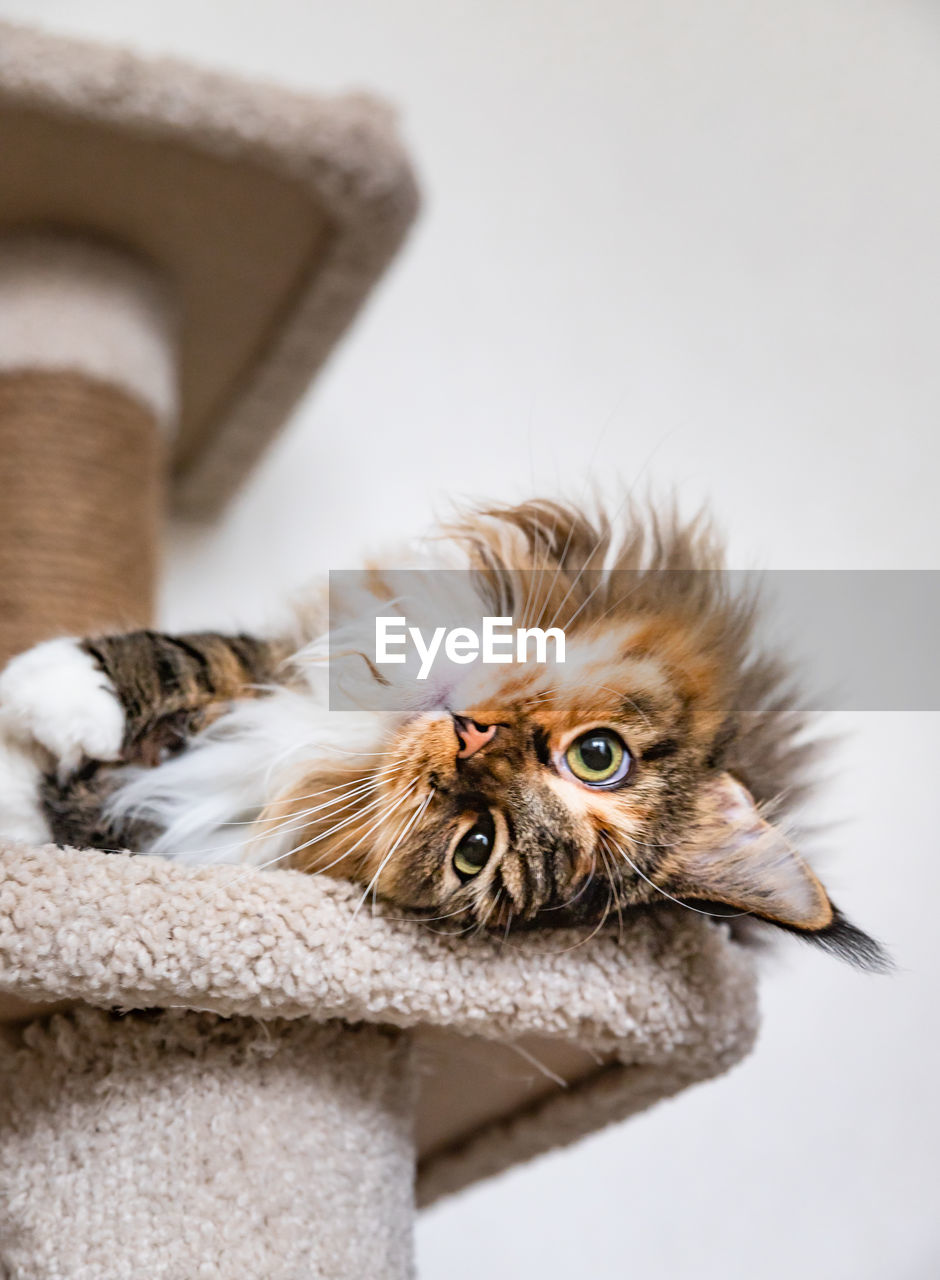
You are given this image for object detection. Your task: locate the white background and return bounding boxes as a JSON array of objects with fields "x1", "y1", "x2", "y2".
[{"x1": 3, "y1": 2, "x2": 937, "y2": 1275}]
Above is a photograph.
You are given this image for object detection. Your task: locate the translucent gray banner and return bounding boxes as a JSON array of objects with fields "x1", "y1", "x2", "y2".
[{"x1": 327, "y1": 569, "x2": 940, "y2": 712}]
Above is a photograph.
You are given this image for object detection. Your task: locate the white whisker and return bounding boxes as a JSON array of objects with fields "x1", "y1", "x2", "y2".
[
  {"x1": 504, "y1": 1040, "x2": 568, "y2": 1089},
  {"x1": 608, "y1": 837, "x2": 749, "y2": 919},
  {"x1": 342, "y1": 788, "x2": 436, "y2": 941},
  {"x1": 194, "y1": 782, "x2": 419, "y2": 902},
  {"x1": 284, "y1": 780, "x2": 419, "y2": 878}
]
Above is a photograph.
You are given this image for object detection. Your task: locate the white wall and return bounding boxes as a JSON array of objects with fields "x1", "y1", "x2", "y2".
[{"x1": 3, "y1": 2, "x2": 937, "y2": 1275}]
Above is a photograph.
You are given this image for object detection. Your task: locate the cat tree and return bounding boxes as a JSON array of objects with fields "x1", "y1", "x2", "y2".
[{"x1": 0, "y1": 21, "x2": 759, "y2": 1279}]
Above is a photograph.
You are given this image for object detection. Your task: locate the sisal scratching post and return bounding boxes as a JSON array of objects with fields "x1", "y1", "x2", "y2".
[
  {"x1": 0, "y1": 20, "x2": 759, "y2": 1280},
  {"x1": 0, "y1": 235, "x2": 171, "y2": 663}
]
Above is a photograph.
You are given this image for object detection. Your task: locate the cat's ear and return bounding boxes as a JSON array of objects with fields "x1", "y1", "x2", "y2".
[
  {"x1": 669, "y1": 772, "x2": 834, "y2": 930},
  {"x1": 667, "y1": 772, "x2": 890, "y2": 970}
]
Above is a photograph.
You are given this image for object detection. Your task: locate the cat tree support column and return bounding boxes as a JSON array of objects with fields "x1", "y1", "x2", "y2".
[
  {"x1": 0, "y1": 235, "x2": 171, "y2": 663},
  {"x1": 0, "y1": 1011, "x2": 416, "y2": 1277}
]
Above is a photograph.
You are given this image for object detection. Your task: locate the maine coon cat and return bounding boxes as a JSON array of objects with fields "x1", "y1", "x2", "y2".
[{"x1": 0, "y1": 499, "x2": 886, "y2": 967}]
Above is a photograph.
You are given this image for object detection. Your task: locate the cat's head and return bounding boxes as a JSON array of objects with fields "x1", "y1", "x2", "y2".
[{"x1": 283, "y1": 500, "x2": 887, "y2": 969}]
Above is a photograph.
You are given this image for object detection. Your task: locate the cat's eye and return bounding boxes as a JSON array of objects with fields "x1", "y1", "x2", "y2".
[
  {"x1": 453, "y1": 811, "x2": 496, "y2": 880},
  {"x1": 564, "y1": 729, "x2": 630, "y2": 788}
]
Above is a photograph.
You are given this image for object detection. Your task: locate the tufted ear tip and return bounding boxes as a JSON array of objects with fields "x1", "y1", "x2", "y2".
[{"x1": 784, "y1": 905, "x2": 893, "y2": 973}]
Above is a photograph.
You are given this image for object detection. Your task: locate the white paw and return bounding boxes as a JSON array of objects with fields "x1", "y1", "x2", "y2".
[
  {"x1": 0, "y1": 637, "x2": 125, "y2": 776},
  {"x1": 0, "y1": 736, "x2": 51, "y2": 843}
]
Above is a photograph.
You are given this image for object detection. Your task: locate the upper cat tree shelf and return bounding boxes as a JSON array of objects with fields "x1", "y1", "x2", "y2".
[{"x1": 0, "y1": 18, "x2": 418, "y2": 516}]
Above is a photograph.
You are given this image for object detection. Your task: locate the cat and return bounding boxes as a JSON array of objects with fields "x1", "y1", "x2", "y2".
[{"x1": 0, "y1": 499, "x2": 887, "y2": 969}]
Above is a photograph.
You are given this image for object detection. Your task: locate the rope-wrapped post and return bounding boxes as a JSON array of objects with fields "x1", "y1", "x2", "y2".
[{"x1": 0, "y1": 234, "x2": 174, "y2": 663}]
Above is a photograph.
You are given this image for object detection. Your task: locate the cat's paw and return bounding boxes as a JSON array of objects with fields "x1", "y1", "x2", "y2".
[
  {"x1": 0, "y1": 638, "x2": 125, "y2": 777},
  {"x1": 0, "y1": 736, "x2": 50, "y2": 842}
]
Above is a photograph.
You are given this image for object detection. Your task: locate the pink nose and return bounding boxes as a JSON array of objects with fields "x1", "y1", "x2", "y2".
[{"x1": 453, "y1": 715, "x2": 497, "y2": 760}]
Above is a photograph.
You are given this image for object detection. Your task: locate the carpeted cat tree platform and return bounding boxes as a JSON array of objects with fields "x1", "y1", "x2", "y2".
[{"x1": 0, "y1": 20, "x2": 759, "y2": 1279}]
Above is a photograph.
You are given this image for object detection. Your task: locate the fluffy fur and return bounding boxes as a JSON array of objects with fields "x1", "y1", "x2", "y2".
[{"x1": 0, "y1": 500, "x2": 887, "y2": 968}]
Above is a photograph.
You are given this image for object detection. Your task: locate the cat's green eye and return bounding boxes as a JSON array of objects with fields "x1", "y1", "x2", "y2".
[
  {"x1": 453, "y1": 812, "x2": 496, "y2": 880},
  {"x1": 564, "y1": 729, "x2": 630, "y2": 788}
]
